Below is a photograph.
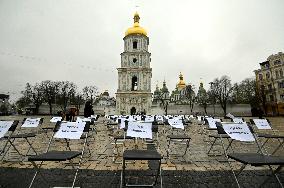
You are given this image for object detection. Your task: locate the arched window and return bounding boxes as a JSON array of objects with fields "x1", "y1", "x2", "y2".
[
  {"x1": 133, "y1": 41, "x2": 137, "y2": 49},
  {"x1": 131, "y1": 76, "x2": 138, "y2": 91},
  {"x1": 133, "y1": 58, "x2": 137, "y2": 63}
]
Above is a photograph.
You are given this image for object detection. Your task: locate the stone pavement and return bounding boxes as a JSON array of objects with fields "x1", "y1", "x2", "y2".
[{"x1": 0, "y1": 115, "x2": 283, "y2": 187}]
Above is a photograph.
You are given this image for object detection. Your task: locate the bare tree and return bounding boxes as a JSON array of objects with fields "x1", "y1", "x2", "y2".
[
  {"x1": 83, "y1": 86, "x2": 99, "y2": 104},
  {"x1": 41, "y1": 80, "x2": 59, "y2": 115},
  {"x1": 211, "y1": 76, "x2": 234, "y2": 116},
  {"x1": 196, "y1": 84, "x2": 209, "y2": 115},
  {"x1": 56, "y1": 81, "x2": 77, "y2": 112},
  {"x1": 70, "y1": 93, "x2": 84, "y2": 113},
  {"x1": 184, "y1": 85, "x2": 196, "y2": 113},
  {"x1": 232, "y1": 78, "x2": 257, "y2": 106},
  {"x1": 32, "y1": 83, "x2": 44, "y2": 114}
]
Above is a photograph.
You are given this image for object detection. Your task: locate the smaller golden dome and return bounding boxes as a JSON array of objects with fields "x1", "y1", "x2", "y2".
[
  {"x1": 125, "y1": 12, "x2": 147, "y2": 37},
  {"x1": 177, "y1": 72, "x2": 186, "y2": 89}
]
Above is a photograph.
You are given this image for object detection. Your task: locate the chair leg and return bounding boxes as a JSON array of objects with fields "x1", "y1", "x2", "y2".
[
  {"x1": 1, "y1": 140, "x2": 13, "y2": 161},
  {"x1": 260, "y1": 165, "x2": 284, "y2": 188},
  {"x1": 219, "y1": 136, "x2": 241, "y2": 188},
  {"x1": 207, "y1": 138, "x2": 217, "y2": 154},
  {"x1": 29, "y1": 161, "x2": 50, "y2": 188},
  {"x1": 272, "y1": 139, "x2": 284, "y2": 155},
  {"x1": 25, "y1": 138, "x2": 38, "y2": 156},
  {"x1": 257, "y1": 138, "x2": 270, "y2": 153}
]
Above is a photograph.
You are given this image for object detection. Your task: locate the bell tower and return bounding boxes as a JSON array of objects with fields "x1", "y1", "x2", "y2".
[{"x1": 116, "y1": 12, "x2": 152, "y2": 115}]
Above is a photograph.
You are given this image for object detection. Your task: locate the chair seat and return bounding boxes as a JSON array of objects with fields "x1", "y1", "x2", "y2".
[
  {"x1": 209, "y1": 134, "x2": 230, "y2": 138},
  {"x1": 228, "y1": 153, "x2": 284, "y2": 166},
  {"x1": 28, "y1": 151, "x2": 81, "y2": 161},
  {"x1": 114, "y1": 136, "x2": 134, "y2": 140},
  {"x1": 257, "y1": 133, "x2": 284, "y2": 139},
  {"x1": 4, "y1": 133, "x2": 36, "y2": 139},
  {"x1": 107, "y1": 123, "x2": 118, "y2": 125},
  {"x1": 207, "y1": 128, "x2": 217, "y2": 131},
  {"x1": 41, "y1": 127, "x2": 54, "y2": 130},
  {"x1": 123, "y1": 150, "x2": 162, "y2": 160},
  {"x1": 167, "y1": 135, "x2": 190, "y2": 140}
]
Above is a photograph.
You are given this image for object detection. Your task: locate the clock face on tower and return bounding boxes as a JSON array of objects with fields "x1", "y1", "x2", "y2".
[{"x1": 116, "y1": 12, "x2": 152, "y2": 115}]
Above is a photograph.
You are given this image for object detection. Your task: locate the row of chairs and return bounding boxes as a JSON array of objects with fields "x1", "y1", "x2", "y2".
[
  {"x1": 105, "y1": 115, "x2": 193, "y2": 187},
  {"x1": 202, "y1": 117, "x2": 284, "y2": 187},
  {"x1": 0, "y1": 117, "x2": 97, "y2": 188}
]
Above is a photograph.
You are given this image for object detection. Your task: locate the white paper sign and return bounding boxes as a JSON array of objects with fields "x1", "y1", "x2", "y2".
[
  {"x1": 168, "y1": 118, "x2": 184, "y2": 129},
  {"x1": 253, "y1": 119, "x2": 271, "y2": 130},
  {"x1": 119, "y1": 118, "x2": 126, "y2": 129},
  {"x1": 233, "y1": 118, "x2": 244, "y2": 123},
  {"x1": 206, "y1": 118, "x2": 221, "y2": 129},
  {"x1": 197, "y1": 116, "x2": 203, "y2": 121},
  {"x1": 144, "y1": 116, "x2": 154, "y2": 122},
  {"x1": 222, "y1": 123, "x2": 255, "y2": 141},
  {"x1": 50, "y1": 117, "x2": 62, "y2": 123},
  {"x1": 82, "y1": 118, "x2": 92, "y2": 122},
  {"x1": 226, "y1": 113, "x2": 235, "y2": 119},
  {"x1": 22, "y1": 118, "x2": 41, "y2": 128},
  {"x1": 54, "y1": 121, "x2": 86, "y2": 139},
  {"x1": 0, "y1": 121, "x2": 13, "y2": 138},
  {"x1": 127, "y1": 122, "x2": 152, "y2": 139},
  {"x1": 156, "y1": 116, "x2": 163, "y2": 121}
]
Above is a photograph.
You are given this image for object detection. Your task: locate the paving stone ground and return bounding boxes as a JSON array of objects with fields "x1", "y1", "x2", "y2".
[{"x1": 0, "y1": 115, "x2": 283, "y2": 187}]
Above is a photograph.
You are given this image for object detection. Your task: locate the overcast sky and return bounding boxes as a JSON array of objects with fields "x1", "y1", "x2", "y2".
[{"x1": 0, "y1": 0, "x2": 284, "y2": 102}]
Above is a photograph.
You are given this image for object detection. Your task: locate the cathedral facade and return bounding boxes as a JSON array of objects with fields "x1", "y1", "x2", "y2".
[{"x1": 116, "y1": 12, "x2": 152, "y2": 115}]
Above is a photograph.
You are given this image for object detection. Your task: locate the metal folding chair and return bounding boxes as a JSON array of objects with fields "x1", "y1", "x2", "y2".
[
  {"x1": 27, "y1": 121, "x2": 91, "y2": 188},
  {"x1": 1, "y1": 118, "x2": 43, "y2": 161},
  {"x1": 112, "y1": 119, "x2": 135, "y2": 163},
  {"x1": 216, "y1": 122, "x2": 284, "y2": 188},
  {"x1": 0, "y1": 120, "x2": 19, "y2": 158},
  {"x1": 166, "y1": 118, "x2": 191, "y2": 161},
  {"x1": 121, "y1": 150, "x2": 162, "y2": 188},
  {"x1": 207, "y1": 121, "x2": 235, "y2": 156},
  {"x1": 250, "y1": 118, "x2": 284, "y2": 155}
]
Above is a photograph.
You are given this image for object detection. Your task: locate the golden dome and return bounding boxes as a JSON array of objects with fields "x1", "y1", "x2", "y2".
[
  {"x1": 177, "y1": 72, "x2": 186, "y2": 89},
  {"x1": 125, "y1": 12, "x2": 147, "y2": 37}
]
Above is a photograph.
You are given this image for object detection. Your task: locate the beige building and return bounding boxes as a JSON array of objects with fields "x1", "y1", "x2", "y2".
[
  {"x1": 116, "y1": 12, "x2": 152, "y2": 115},
  {"x1": 254, "y1": 52, "x2": 284, "y2": 115}
]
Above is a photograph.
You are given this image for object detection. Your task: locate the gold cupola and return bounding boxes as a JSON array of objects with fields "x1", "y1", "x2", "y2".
[
  {"x1": 125, "y1": 12, "x2": 147, "y2": 37},
  {"x1": 177, "y1": 72, "x2": 186, "y2": 90}
]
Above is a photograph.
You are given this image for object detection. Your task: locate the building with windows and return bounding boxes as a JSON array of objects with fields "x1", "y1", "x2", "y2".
[
  {"x1": 116, "y1": 12, "x2": 152, "y2": 115},
  {"x1": 254, "y1": 52, "x2": 284, "y2": 115},
  {"x1": 95, "y1": 90, "x2": 116, "y2": 107}
]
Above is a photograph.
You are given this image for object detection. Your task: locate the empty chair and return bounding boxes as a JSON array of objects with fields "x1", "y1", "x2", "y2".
[
  {"x1": 250, "y1": 118, "x2": 284, "y2": 155},
  {"x1": 1, "y1": 118, "x2": 43, "y2": 161},
  {"x1": 216, "y1": 121, "x2": 284, "y2": 188},
  {"x1": 121, "y1": 150, "x2": 162, "y2": 188},
  {"x1": 27, "y1": 121, "x2": 91, "y2": 188},
  {"x1": 166, "y1": 118, "x2": 191, "y2": 161}
]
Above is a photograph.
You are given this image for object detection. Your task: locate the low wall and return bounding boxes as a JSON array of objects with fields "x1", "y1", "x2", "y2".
[{"x1": 153, "y1": 104, "x2": 252, "y2": 116}]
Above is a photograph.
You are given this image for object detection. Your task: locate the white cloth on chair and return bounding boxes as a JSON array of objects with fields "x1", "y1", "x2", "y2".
[
  {"x1": 222, "y1": 123, "x2": 255, "y2": 142},
  {"x1": 54, "y1": 121, "x2": 86, "y2": 139},
  {"x1": 126, "y1": 121, "x2": 152, "y2": 139},
  {"x1": 253, "y1": 119, "x2": 271, "y2": 130},
  {"x1": 22, "y1": 118, "x2": 41, "y2": 128},
  {"x1": 168, "y1": 118, "x2": 184, "y2": 129},
  {"x1": 0, "y1": 121, "x2": 13, "y2": 138}
]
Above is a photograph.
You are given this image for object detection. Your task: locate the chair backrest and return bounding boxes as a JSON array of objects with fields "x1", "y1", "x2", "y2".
[
  {"x1": 216, "y1": 122, "x2": 227, "y2": 134},
  {"x1": 53, "y1": 121, "x2": 62, "y2": 133},
  {"x1": 1, "y1": 120, "x2": 19, "y2": 132},
  {"x1": 152, "y1": 123, "x2": 158, "y2": 133},
  {"x1": 83, "y1": 122, "x2": 91, "y2": 133}
]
